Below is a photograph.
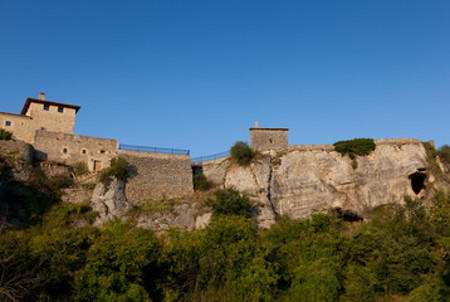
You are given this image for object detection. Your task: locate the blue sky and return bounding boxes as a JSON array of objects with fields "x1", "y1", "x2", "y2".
[{"x1": 1, "y1": 0, "x2": 449, "y2": 156}]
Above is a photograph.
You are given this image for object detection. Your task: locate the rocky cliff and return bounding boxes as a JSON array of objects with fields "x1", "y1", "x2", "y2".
[
  {"x1": 2, "y1": 138, "x2": 448, "y2": 231},
  {"x1": 202, "y1": 139, "x2": 446, "y2": 228}
]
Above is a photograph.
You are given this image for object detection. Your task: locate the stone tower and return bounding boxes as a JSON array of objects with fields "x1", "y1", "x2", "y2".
[{"x1": 249, "y1": 122, "x2": 289, "y2": 152}]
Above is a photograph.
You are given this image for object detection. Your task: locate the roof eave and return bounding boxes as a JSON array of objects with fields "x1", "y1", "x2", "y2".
[{"x1": 21, "y1": 98, "x2": 81, "y2": 115}]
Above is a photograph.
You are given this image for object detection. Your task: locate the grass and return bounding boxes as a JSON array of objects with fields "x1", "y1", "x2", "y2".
[
  {"x1": 126, "y1": 199, "x2": 182, "y2": 218},
  {"x1": 80, "y1": 182, "x2": 96, "y2": 189}
]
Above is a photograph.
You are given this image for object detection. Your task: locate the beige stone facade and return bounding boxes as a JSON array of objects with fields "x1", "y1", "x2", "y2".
[
  {"x1": 34, "y1": 130, "x2": 119, "y2": 171},
  {"x1": 0, "y1": 93, "x2": 116, "y2": 171},
  {"x1": 24, "y1": 101, "x2": 78, "y2": 135},
  {"x1": 0, "y1": 112, "x2": 34, "y2": 143},
  {"x1": 0, "y1": 94, "x2": 79, "y2": 144},
  {"x1": 250, "y1": 127, "x2": 289, "y2": 152}
]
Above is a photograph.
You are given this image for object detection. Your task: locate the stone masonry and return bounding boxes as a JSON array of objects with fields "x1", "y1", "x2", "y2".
[
  {"x1": 119, "y1": 150, "x2": 194, "y2": 202},
  {"x1": 0, "y1": 93, "x2": 79, "y2": 144},
  {"x1": 250, "y1": 127, "x2": 289, "y2": 152},
  {"x1": 33, "y1": 130, "x2": 119, "y2": 171}
]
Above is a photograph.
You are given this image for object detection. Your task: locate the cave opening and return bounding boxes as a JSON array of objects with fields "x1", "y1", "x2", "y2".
[
  {"x1": 331, "y1": 207, "x2": 364, "y2": 222},
  {"x1": 409, "y1": 172, "x2": 426, "y2": 195}
]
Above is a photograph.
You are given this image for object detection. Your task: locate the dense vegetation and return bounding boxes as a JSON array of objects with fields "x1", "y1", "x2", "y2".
[
  {"x1": 2, "y1": 186, "x2": 449, "y2": 301},
  {"x1": 439, "y1": 145, "x2": 450, "y2": 165},
  {"x1": 193, "y1": 172, "x2": 210, "y2": 191},
  {"x1": 204, "y1": 188, "x2": 252, "y2": 218},
  {"x1": 1, "y1": 151, "x2": 450, "y2": 301},
  {"x1": 333, "y1": 138, "x2": 376, "y2": 159},
  {"x1": 333, "y1": 138, "x2": 376, "y2": 169},
  {"x1": 230, "y1": 141, "x2": 254, "y2": 166}
]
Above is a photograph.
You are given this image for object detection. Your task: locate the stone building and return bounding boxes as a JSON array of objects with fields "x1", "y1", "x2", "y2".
[
  {"x1": 0, "y1": 93, "x2": 117, "y2": 171},
  {"x1": 0, "y1": 92, "x2": 194, "y2": 199},
  {"x1": 249, "y1": 122, "x2": 289, "y2": 152},
  {"x1": 0, "y1": 92, "x2": 80, "y2": 144}
]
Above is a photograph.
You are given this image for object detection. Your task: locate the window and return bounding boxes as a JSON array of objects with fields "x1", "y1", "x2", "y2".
[
  {"x1": 5, "y1": 121, "x2": 11, "y2": 126},
  {"x1": 100, "y1": 150, "x2": 106, "y2": 154},
  {"x1": 58, "y1": 107, "x2": 64, "y2": 113},
  {"x1": 269, "y1": 139, "x2": 273, "y2": 144},
  {"x1": 63, "y1": 148, "x2": 68, "y2": 154},
  {"x1": 44, "y1": 104, "x2": 50, "y2": 111},
  {"x1": 82, "y1": 149, "x2": 87, "y2": 154}
]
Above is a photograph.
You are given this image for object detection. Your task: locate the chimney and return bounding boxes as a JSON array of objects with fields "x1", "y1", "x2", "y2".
[
  {"x1": 39, "y1": 92, "x2": 45, "y2": 100},
  {"x1": 255, "y1": 121, "x2": 259, "y2": 128}
]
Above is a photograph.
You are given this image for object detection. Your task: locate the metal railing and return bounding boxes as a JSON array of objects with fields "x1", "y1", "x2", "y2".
[
  {"x1": 191, "y1": 151, "x2": 230, "y2": 163},
  {"x1": 119, "y1": 144, "x2": 190, "y2": 155}
]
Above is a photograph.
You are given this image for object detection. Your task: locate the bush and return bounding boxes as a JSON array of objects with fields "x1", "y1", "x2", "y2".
[
  {"x1": 99, "y1": 157, "x2": 129, "y2": 187},
  {"x1": 193, "y1": 173, "x2": 210, "y2": 191},
  {"x1": 205, "y1": 188, "x2": 252, "y2": 218},
  {"x1": 230, "y1": 141, "x2": 254, "y2": 166},
  {"x1": 333, "y1": 138, "x2": 376, "y2": 159},
  {"x1": 73, "y1": 162, "x2": 89, "y2": 176},
  {"x1": 439, "y1": 145, "x2": 450, "y2": 165},
  {"x1": 0, "y1": 128, "x2": 12, "y2": 141}
]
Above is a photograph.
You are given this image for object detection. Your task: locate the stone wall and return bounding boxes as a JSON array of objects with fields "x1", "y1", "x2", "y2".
[
  {"x1": 0, "y1": 112, "x2": 34, "y2": 143},
  {"x1": 119, "y1": 150, "x2": 193, "y2": 203},
  {"x1": 250, "y1": 128, "x2": 288, "y2": 152},
  {"x1": 26, "y1": 102, "x2": 77, "y2": 135},
  {"x1": 0, "y1": 101, "x2": 78, "y2": 145},
  {"x1": 33, "y1": 130, "x2": 118, "y2": 171}
]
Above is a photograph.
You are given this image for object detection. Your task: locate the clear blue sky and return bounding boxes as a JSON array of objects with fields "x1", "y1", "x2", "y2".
[{"x1": 1, "y1": 0, "x2": 449, "y2": 156}]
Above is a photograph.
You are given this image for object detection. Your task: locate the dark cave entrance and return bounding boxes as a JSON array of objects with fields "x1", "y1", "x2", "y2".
[
  {"x1": 331, "y1": 208, "x2": 364, "y2": 222},
  {"x1": 409, "y1": 172, "x2": 426, "y2": 195}
]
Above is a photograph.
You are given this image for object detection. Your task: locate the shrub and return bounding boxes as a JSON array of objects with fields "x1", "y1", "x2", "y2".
[
  {"x1": 439, "y1": 145, "x2": 450, "y2": 165},
  {"x1": 424, "y1": 142, "x2": 439, "y2": 159},
  {"x1": 73, "y1": 162, "x2": 89, "y2": 176},
  {"x1": 99, "y1": 157, "x2": 129, "y2": 187},
  {"x1": 333, "y1": 138, "x2": 376, "y2": 159},
  {"x1": 46, "y1": 174, "x2": 74, "y2": 191},
  {"x1": 0, "y1": 128, "x2": 12, "y2": 141},
  {"x1": 205, "y1": 188, "x2": 252, "y2": 217},
  {"x1": 193, "y1": 173, "x2": 209, "y2": 191},
  {"x1": 230, "y1": 141, "x2": 254, "y2": 166}
]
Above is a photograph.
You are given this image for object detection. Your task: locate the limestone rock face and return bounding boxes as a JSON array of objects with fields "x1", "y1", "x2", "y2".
[
  {"x1": 195, "y1": 212, "x2": 212, "y2": 229},
  {"x1": 210, "y1": 140, "x2": 431, "y2": 227},
  {"x1": 135, "y1": 202, "x2": 212, "y2": 234},
  {"x1": 92, "y1": 179, "x2": 128, "y2": 224}
]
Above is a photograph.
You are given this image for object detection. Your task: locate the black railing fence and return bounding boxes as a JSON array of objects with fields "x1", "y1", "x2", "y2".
[
  {"x1": 191, "y1": 151, "x2": 230, "y2": 163},
  {"x1": 119, "y1": 144, "x2": 190, "y2": 155}
]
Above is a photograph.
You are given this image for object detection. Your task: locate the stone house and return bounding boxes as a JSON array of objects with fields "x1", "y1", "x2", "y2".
[
  {"x1": 249, "y1": 122, "x2": 289, "y2": 152},
  {"x1": 0, "y1": 93, "x2": 118, "y2": 171},
  {"x1": 0, "y1": 92, "x2": 194, "y2": 200}
]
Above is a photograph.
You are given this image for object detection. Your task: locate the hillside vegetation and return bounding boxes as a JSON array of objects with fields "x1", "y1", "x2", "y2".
[
  {"x1": 1, "y1": 162, "x2": 450, "y2": 301},
  {"x1": 1, "y1": 141, "x2": 450, "y2": 301}
]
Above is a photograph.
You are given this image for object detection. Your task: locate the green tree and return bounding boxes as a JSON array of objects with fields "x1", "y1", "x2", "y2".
[
  {"x1": 74, "y1": 219, "x2": 162, "y2": 301},
  {"x1": 230, "y1": 141, "x2": 254, "y2": 166},
  {"x1": 205, "y1": 188, "x2": 252, "y2": 218},
  {"x1": 99, "y1": 156, "x2": 130, "y2": 186}
]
